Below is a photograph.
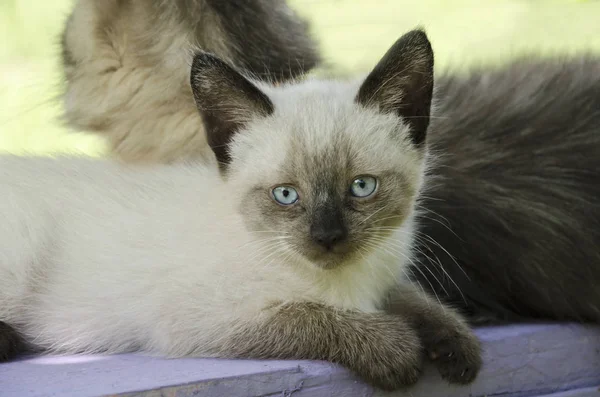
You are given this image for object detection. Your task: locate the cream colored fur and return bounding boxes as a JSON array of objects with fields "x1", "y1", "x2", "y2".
[
  {"x1": 62, "y1": 1, "x2": 225, "y2": 165},
  {"x1": 61, "y1": 0, "x2": 319, "y2": 164},
  {"x1": 0, "y1": 78, "x2": 425, "y2": 356}
]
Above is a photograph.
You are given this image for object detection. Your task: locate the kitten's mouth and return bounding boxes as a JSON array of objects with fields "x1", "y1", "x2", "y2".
[
  {"x1": 290, "y1": 236, "x2": 367, "y2": 270},
  {"x1": 304, "y1": 246, "x2": 356, "y2": 270}
]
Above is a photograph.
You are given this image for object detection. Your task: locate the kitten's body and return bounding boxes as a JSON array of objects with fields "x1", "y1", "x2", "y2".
[
  {"x1": 65, "y1": 23, "x2": 600, "y2": 323},
  {"x1": 58, "y1": 0, "x2": 600, "y2": 325},
  {"x1": 0, "y1": 33, "x2": 481, "y2": 390},
  {"x1": 61, "y1": 0, "x2": 320, "y2": 164},
  {"x1": 0, "y1": 156, "x2": 398, "y2": 354},
  {"x1": 415, "y1": 57, "x2": 600, "y2": 323}
]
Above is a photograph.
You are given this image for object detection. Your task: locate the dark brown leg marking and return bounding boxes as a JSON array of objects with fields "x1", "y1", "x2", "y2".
[
  {"x1": 385, "y1": 284, "x2": 482, "y2": 384},
  {"x1": 0, "y1": 321, "x2": 24, "y2": 363},
  {"x1": 226, "y1": 302, "x2": 423, "y2": 391}
]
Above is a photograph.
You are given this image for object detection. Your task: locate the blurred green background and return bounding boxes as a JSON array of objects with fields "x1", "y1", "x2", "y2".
[{"x1": 1, "y1": 0, "x2": 599, "y2": 156}]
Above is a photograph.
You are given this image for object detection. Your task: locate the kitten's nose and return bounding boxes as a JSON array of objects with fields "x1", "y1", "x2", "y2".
[{"x1": 310, "y1": 225, "x2": 348, "y2": 251}]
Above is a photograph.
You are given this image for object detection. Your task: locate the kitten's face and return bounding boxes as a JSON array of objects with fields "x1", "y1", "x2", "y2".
[
  {"x1": 191, "y1": 30, "x2": 434, "y2": 270},
  {"x1": 228, "y1": 86, "x2": 425, "y2": 269}
]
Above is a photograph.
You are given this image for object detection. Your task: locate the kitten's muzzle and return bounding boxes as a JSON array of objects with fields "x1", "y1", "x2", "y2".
[{"x1": 310, "y1": 220, "x2": 348, "y2": 251}]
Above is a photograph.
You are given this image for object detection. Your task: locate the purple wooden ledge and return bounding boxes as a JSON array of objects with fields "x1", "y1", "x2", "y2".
[{"x1": 1, "y1": 324, "x2": 599, "y2": 397}]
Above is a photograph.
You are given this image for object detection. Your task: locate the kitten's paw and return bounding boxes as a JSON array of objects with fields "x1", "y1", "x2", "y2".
[
  {"x1": 0, "y1": 321, "x2": 24, "y2": 362},
  {"x1": 364, "y1": 354, "x2": 423, "y2": 391},
  {"x1": 353, "y1": 319, "x2": 424, "y2": 391},
  {"x1": 425, "y1": 321, "x2": 482, "y2": 384}
]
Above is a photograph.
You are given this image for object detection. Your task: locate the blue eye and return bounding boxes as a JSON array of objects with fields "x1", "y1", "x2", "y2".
[
  {"x1": 272, "y1": 186, "x2": 299, "y2": 205},
  {"x1": 350, "y1": 176, "x2": 378, "y2": 198}
]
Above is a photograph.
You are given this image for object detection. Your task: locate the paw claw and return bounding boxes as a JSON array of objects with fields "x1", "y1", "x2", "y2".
[{"x1": 425, "y1": 333, "x2": 482, "y2": 385}]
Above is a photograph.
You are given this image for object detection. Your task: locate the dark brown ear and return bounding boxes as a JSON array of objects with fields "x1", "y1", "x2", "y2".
[
  {"x1": 355, "y1": 29, "x2": 434, "y2": 147},
  {"x1": 190, "y1": 52, "x2": 274, "y2": 167}
]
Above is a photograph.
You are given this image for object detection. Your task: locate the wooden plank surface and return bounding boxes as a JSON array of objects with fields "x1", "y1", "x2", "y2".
[
  {"x1": 535, "y1": 387, "x2": 600, "y2": 397},
  {"x1": 1, "y1": 324, "x2": 599, "y2": 397}
]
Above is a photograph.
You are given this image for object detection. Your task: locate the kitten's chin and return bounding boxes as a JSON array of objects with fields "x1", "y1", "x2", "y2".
[
  {"x1": 305, "y1": 251, "x2": 356, "y2": 270},
  {"x1": 294, "y1": 241, "x2": 364, "y2": 270},
  {"x1": 312, "y1": 258, "x2": 343, "y2": 270}
]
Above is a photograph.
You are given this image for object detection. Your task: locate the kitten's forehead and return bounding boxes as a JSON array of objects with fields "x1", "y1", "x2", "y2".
[
  {"x1": 267, "y1": 80, "x2": 416, "y2": 164},
  {"x1": 229, "y1": 78, "x2": 423, "y2": 187}
]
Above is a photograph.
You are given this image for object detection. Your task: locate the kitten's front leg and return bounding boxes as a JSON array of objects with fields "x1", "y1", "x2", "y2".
[
  {"x1": 223, "y1": 302, "x2": 423, "y2": 391},
  {"x1": 385, "y1": 284, "x2": 482, "y2": 384}
]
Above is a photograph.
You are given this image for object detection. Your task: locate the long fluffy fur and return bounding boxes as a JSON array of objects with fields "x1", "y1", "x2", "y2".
[
  {"x1": 413, "y1": 56, "x2": 600, "y2": 323},
  {"x1": 60, "y1": 0, "x2": 320, "y2": 164}
]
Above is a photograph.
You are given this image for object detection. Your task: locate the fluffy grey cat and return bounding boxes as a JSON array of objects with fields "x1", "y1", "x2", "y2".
[
  {"x1": 61, "y1": 0, "x2": 320, "y2": 164},
  {"x1": 0, "y1": 31, "x2": 481, "y2": 390},
  {"x1": 413, "y1": 56, "x2": 600, "y2": 324}
]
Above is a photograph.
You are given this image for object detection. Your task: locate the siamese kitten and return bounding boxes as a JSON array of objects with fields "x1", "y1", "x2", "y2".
[
  {"x1": 60, "y1": 0, "x2": 320, "y2": 164},
  {"x1": 61, "y1": 2, "x2": 600, "y2": 324},
  {"x1": 0, "y1": 31, "x2": 481, "y2": 391}
]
